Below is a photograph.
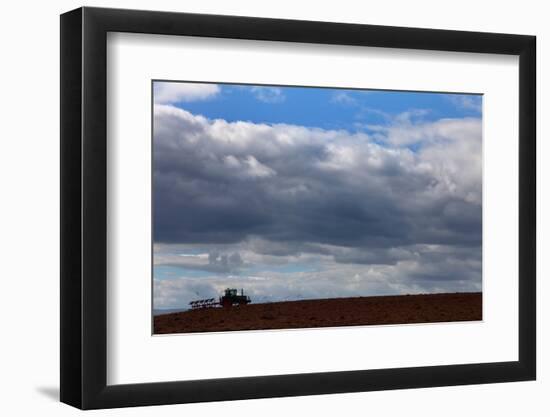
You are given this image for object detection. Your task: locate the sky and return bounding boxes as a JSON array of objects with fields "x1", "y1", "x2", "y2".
[{"x1": 153, "y1": 81, "x2": 482, "y2": 310}]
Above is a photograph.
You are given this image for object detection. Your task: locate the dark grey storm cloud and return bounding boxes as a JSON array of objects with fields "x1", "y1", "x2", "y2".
[{"x1": 153, "y1": 105, "x2": 481, "y2": 253}]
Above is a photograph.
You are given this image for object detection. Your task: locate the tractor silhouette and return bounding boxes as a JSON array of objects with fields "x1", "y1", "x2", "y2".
[{"x1": 189, "y1": 288, "x2": 251, "y2": 309}]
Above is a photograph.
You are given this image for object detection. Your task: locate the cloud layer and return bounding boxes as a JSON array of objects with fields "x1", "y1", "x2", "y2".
[{"x1": 153, "y1": 102, "x2": 482, "y2": 308}]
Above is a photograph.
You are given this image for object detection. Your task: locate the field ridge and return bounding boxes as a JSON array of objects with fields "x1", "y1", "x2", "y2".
[{"x1": 154, "y1": 292, "x2": 482, "y2": 334}]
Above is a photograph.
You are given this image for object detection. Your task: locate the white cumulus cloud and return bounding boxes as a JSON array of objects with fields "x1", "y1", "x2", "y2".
[{"x1": 154, "y1": 82, "x2": 220, "y2": 104}]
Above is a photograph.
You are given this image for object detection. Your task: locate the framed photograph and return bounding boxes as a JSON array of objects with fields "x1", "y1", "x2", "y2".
[{"x1": 60, "y1": 6, "x2": 536, "y2": 409}]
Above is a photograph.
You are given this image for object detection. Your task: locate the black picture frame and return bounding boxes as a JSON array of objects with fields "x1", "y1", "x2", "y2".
[{"x1": 60, "y1": 6, "x2": 536, "y2": 410}]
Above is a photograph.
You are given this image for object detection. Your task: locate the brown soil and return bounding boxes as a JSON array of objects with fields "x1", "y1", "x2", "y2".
[{"x1": 154, "y1": 292, "x2": 482, "y2": 334}]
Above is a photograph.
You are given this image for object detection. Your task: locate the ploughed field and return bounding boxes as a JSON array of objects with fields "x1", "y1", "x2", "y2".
[{"x1": 154, "y1": 292, "x2": 482, "y2": 334}]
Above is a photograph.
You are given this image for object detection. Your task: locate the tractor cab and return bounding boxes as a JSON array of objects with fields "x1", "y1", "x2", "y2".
[{"x1": 225, "y1": 288, "x2": 238, "y2": 297}]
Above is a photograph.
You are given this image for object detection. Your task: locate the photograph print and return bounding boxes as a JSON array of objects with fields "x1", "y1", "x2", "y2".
[{"x1": 152, "y1": 81, "x2": 482, "y2": 335}]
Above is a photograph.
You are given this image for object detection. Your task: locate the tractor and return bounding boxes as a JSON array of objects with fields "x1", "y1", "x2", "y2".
[
  {"x1": 219, "y1": 288, "x2": 251, "y2": 308},
  {"x1": 189, "y1": 288, "x2": 251, "y2": 309}
]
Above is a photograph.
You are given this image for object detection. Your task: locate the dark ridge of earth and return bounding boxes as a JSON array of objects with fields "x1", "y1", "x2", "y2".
[{"x1": 153, "y1": 292, "x2": 482, "y2": 334}]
